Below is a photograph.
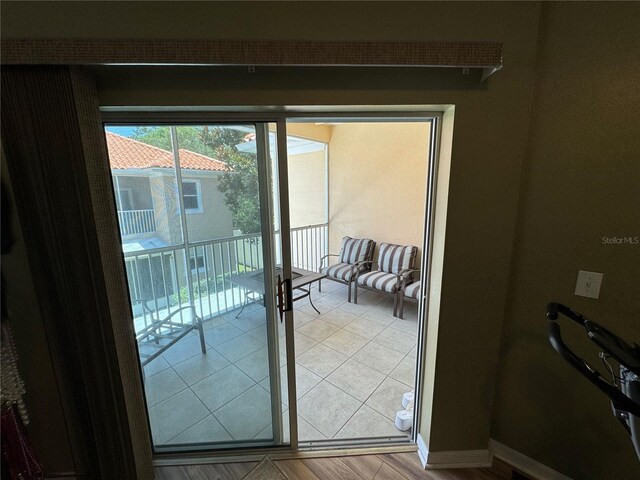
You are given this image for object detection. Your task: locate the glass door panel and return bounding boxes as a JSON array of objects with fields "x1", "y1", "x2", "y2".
[
  {"x1": 284, "y1": 119, "x2": 427, "y2": 445},
  {"x1": 104, "y1": 123, "x2": 290, "y2": 451}
]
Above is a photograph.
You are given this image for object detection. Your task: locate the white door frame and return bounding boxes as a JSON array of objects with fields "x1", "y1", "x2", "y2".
[{"x1": 101, "y1": 108, "x2": 443, "y2": 464}]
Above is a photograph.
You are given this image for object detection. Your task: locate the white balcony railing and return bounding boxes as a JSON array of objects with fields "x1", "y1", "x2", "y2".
[
  {"x1": 122, "y1": 223, "x2": 328, "y2": 331},
  {"x1": 118, "y1": 209, "x2": 156, "y2": 236}
]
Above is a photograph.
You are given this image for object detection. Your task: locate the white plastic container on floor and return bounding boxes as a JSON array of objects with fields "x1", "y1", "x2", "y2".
[
  {"x1": 395, "y1": 410, "x2": 413, "y2": 431},
  {"x1": 402, "y1": 391, "x2": 414, "y2": 409}
]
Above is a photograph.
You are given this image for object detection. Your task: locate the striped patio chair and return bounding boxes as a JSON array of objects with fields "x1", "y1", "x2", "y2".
[
  {"x1": 398, "y1": 276, "x2": 421, "y2": 319},
  {"x1": 354, "y1": 242, "x2": 418, "y2": 317},
  {"x1": 319, "y1": 236, "x2": 375, "y2": 302}
]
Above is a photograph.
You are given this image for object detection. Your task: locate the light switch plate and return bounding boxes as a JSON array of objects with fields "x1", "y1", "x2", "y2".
[{"x1": 575, "y1": 270, "x2": 603, "y2": 299}]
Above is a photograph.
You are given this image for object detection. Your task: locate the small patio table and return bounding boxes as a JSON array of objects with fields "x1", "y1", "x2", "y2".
[{"x1": 230, "y1": 267, "x2": 326, "y2": 317}]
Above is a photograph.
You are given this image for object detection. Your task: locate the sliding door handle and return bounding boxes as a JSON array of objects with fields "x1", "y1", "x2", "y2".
[
  {"x1": 284, "y1": 278, "x2": 293, "y2": 313},
  {"x1": 276, "y1": 276, "x2": 293, "y2": 323},
  {"x1": 276, "y1": 274, "x2": 284, "y2": 322}
]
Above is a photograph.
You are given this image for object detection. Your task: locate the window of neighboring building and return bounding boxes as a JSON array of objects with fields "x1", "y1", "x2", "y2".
[
  {"x1": 189, "y1": 251, "x2": 206, "y2": 273},
  {"x1": 182, "y1": 180, "x2": 203, "y2": 214}
]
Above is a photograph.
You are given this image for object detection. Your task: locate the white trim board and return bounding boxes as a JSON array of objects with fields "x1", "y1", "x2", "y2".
[
  {"x1": 490, "y1": 439, "x2": 573, "y2": 480},
  {"x1": 416, "y1": 434, "x2": 492, "y2": 469}
]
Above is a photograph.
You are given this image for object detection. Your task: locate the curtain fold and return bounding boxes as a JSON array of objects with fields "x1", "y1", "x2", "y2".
[{"x1": 1, "y1": 66, "x2": 151, "y2": 479}]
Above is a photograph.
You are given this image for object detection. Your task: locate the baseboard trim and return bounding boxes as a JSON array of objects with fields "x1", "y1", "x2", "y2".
[
  {"x1": 416, "y1": 433, "x2": 429, "y2": 466},
  {"x1": 489, "y1": 439, "x2": 573, "y2": 480},
  {"x1": 416, "y1": 434, "x2": 492, "y2": 469}
]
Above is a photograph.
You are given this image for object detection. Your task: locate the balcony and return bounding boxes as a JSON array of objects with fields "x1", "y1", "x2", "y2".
[
  {"x1": 125, "y1": 223, "x2": 328, "y2": 331},
  {"x1": 127, "y1": 222, "x2": 418, "y2": 445},
  {"x1": 118, "y1": 209, "x2": 156, "y2": 236}
]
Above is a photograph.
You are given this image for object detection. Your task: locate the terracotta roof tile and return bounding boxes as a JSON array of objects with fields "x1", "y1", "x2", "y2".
[{"x1": 105, "y1": 132, "x2": 228, "y2": 172}]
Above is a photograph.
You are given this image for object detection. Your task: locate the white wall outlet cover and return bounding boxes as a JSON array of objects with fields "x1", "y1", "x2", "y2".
[{"x1": 575, "y1": 270, "x2": 603, "y2": 299}]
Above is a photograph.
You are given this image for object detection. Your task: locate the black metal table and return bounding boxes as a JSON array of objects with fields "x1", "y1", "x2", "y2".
[{"x1": 230, "y1": 267, "x2": 326, "y2": 317}]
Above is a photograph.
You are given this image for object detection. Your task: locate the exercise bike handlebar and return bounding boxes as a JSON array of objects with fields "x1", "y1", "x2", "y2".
[
  {"x1": 545, "y1": 302, "x2": 640, "y2": 418},
  {"x1": 546, "y1": 302, "x2": 587, "y2": 325}
]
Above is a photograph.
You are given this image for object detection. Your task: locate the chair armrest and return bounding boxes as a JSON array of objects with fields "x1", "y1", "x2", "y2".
[
  {"x1": 356, "y1": 260, "x2": 378, "y2": 271},
  {"x1": 163, "y1": 305, "x2": 202, "y2": 323},
  {"x1": 398, "y1": 269, "x2": 420, "y2": 289},
  {"x1": 399, "y1": 268, "x2": 420, "y2": 278},
  {"x1": 353, "y1": 260, "x2": 377, "y2": 280},
  {"x1": 135, "y1": 304, "x2": 201, "y2": 342},
  {"x1": 136, "y1": 301, "x2": 202, "y2": 325},
  {"x1": 133, "y1": 298, "x2": 155, "y2": 317},
  {"x1": 132, "y1": 297, "x2": 149, "y2": 306},
  {"x1": 320, "y1": 253, "x2": 339, "y2": 269},
  {"x1": 355, "y1": 260, "x2": 375, "y2": 267}
]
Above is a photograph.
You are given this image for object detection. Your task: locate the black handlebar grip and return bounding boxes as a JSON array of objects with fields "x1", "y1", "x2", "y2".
[
  {"x1": 547, "y1": 302, "x2": 559, "y2": 320},
  {"x1": 548, "y1": 322, "x2": 574, "y2": 364}
]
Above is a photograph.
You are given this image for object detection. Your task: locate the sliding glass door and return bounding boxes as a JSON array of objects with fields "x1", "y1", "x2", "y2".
[
  {"x1": 104, "y1": 122, "x2": 294, "y2": 452},
  {"x1": 102, "y1": 111, "x2": 436, "y2": 458}
]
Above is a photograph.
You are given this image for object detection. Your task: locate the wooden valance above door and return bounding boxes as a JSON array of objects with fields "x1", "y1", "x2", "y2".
[{"x1": 1, "y1": 39, "x2": 503, "y2": 79}]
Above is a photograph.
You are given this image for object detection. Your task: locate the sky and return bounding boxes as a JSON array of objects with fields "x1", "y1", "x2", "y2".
[{"x1": 105, "y1": 126, "x2": 137, "y2": 137}]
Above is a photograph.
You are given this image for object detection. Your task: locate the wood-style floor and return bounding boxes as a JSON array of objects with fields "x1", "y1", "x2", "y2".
[{"x1": 155, "y1": 452, "x2": 514, "y2": 480}]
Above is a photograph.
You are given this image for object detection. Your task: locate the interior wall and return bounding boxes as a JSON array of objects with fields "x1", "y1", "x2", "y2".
[
  {"x1": 1, "y1": 153, "x2": 76, "y2": 473},
  {"x1": 328, "y1": 122, "x2": 429, "y2": 266},
  {"x1": 4, "y1": 3, "x2": 638, "y2": 475},
  {"x1": 74, "y1": 0, "x2": 543, "y2": 453},
  {"x1": 2, "y1": 0, "x2": 542, "y2": 466},
  {"x1": 491, "y1": 3, "x2": 640, "y2": 479},
  {"x1": 288, "y1": 150, "x2": 327, "y2": 228}
]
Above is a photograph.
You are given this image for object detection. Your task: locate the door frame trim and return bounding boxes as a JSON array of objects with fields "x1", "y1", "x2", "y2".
[
  {"x1": 255, "y1": 122, "x2": 285, "y2": 446},
  {"x1": 100, "y1": 107, "x2": 444, "y2": 464},
  {"x1": 154, "y1": 443, "x2": 418, "y2": 467},
  {"x1": 275, "y1": 118, "x2": 299, "y2": 451}
]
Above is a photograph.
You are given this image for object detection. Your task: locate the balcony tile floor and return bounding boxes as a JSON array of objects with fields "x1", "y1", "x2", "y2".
[{"x1": 142, "y1": 281, "x2": 418, "y2": 447}]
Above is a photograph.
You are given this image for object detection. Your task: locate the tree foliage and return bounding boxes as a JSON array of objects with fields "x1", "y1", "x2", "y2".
[
  {"x1": 132, "y1": 126, "x2": 217, "y2": 158},
  {"x1": 132, "y1": 126, "x2": 260, "y2": 234},
  {"x1": 199, "y1": 126, "x2": 261, "y2": 235}
]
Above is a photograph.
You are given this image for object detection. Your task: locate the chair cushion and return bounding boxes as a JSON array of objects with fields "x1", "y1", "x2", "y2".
[
  {"x1": 357, "y1": 271, "x2": 400, "y2": 293},
  {"x1": 404, "y1": 281, "x2": 421, "y2": 300},
  {"x1": 323, "y1": 263, "x2": 357, "y2": 281},
  {"x1": 377, "y1": 243, "x2": 417, "y2": 275},
  {"x1": 338, "y1": 236, "x2": 375, "y2": 266}
]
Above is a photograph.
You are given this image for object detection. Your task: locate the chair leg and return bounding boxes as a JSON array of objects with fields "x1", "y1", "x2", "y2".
[
  {"x1": 347, "y1": 281, "x2": 352, "y2": 303},
  {"x1": 393, "y1": 292, "x2": 398, "y2": 318},
  {"x1": 353, "y1": 281, "x2": 359, "y2": 304},
  {"x1": 319, "y1": 279, "x2": 322, "y2": 293},
  {"x1": 197, "y1": 318, "x2": 207, "y2": 354}
]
